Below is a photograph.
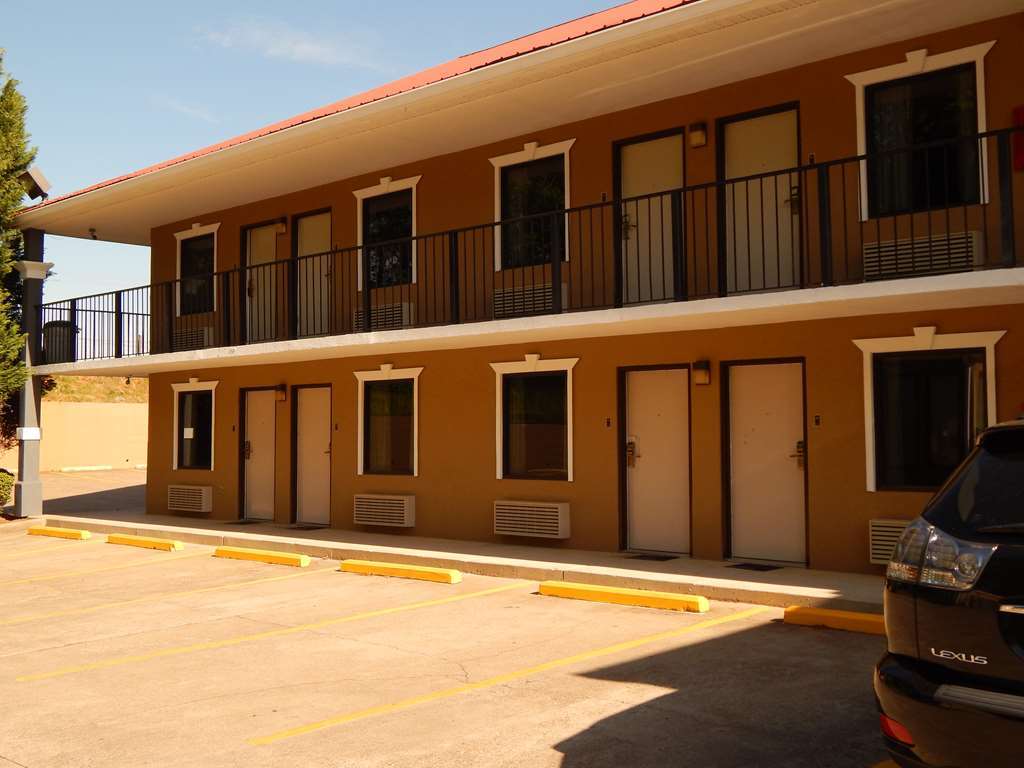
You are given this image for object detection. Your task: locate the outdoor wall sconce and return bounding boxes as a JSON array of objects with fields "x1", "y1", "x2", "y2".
[
  {"x1": 275, "y1": 218, "x2": 287, "y2": 235},
  {"x1": 688, "y1": 122, "x2": 708, "y2": 148},
  {"x1": 275, "y1": 383, "x2": 288, "y2": 402},
  {"x1": 693, "y1": 359, "x2": 711, "y2": 386}
]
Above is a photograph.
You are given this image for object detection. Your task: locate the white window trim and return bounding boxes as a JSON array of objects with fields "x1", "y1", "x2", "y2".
[
  {"x1": 489, "y1": 353, "x2": 578, "y2": 481},
  {"x1": 852, "y1": 326, "x2": 1004, "y2": 492},
  {"x1": 489, "y1": 139, "x2": 575, "y2": 271},
  {"x1": 174, "y1": 222, "x2": 221, "y2": 317},
  {"x1": 354, "y1": 364, "x2": 423, "y2": 477},
  {"x1": 353, "y1": 175, "x2": 421, "y2": 289},
  {"x1": 845, "y1": 41, "x2": 995, "y2": 221},
  {"x1": 171, "y1": 378, "x2": 219, "y2": 471}
]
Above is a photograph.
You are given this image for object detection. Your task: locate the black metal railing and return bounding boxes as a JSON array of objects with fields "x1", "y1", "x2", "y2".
[{"x1": 37, "y1": 127, "x2": 1021, "y2": 364}]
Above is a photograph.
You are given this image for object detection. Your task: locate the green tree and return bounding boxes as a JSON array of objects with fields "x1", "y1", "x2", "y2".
[{"x1": 0, "y1": 52, "x2": 37, "y2": 449}]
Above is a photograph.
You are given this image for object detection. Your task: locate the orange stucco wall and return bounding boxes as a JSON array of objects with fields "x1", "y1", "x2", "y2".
[{"x1": 146, "y1": 303, "x2": 1024, "y2": 574}]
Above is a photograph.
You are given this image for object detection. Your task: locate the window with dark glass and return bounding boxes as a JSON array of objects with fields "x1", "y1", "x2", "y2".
[
  {"x1": 363, "y1": 190, "x2": 413, "y2": 289},
  {"x1": 873, "y1": 349, "x2": 986, "y2": 490},
  {"x1": 502, "y1": 371, "x2": 568, "y2": 480},
  {"x1": 866, "y1": 64, "x2": 979, "y2": 217},
  {"x1": 179, "y1": 234, "x2": 215, "y2": 315},
  {"x1": 363, "y1": 379, "x2": 414, "y2": 475},
  {"x1": 177, "y1": 390, "x2": 213, "y2": 470},
  {"x1": 500, "y1": 155, "x2": 566, "y2": 269}
]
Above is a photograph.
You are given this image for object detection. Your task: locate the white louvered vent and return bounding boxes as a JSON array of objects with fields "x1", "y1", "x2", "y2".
[
  {"x1": 869, "y1": 518, "x2": 910, "y2": 565},
  {"x1": 493, "y1": 283, "x2": 567, "y2": 318},
  {"x1": 354, "y1": 494, "x2": 415, "y2": 527},
  {"x1": 494, "y1": 500, "x2": 570, "y2": 539},
  {"x1": 353, "y1": 303, "x2": 415, "y2": 331},
  {"x1": 863, "y1": 231, "x2": 982, "y2": 281},
  {"x1": 167, "y1": 484, "x2": 213, "y2": 514},
  {"x1": 172, "y1": 326, "x2": 214, "y2": 352}
]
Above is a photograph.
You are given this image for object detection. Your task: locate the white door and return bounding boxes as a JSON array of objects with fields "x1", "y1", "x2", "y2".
[
  {"x1": 620, "y1": 133, "x2": 684, "y2": 304},
  {"x1": 626, "y1": 368, "x2": 690, "y2": 553},
  {"x1": 296, "y1": 212, "x2": 332, "y2": 337},
  {"x1": 729, "y1": 362, "x2": 806, "y2": 564},
  {"x1": 723, "y1": 109, "x2": 800, "y2": 293},
  {"x1": 296, "y1": 386, "x2": 331, "y2": 525},
  {"x1": 243, "y1": 389, "x2": 276, "y2": 521},
  {"x1": 245, "y1": 224, "x2": 279, "y2": 343}
]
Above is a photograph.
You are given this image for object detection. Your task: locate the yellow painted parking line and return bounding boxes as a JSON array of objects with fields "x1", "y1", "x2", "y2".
[
  {"x1": 17, "y1": 581, "x2": 528, "y2": 683},
  {"x1": 0, "y1": 540, "x2": 100, "y2": 561},
  {"x1": 107, "y1": 534, "x2": 184, "y2": 552},
  {"x1": 783, "y1": 606, "x2": 885, "y2": 636},
  {"x1": 5, "y1": 551, "x2": 208, "y2": 586},
  {"x1": 249, "y1": 605, "x2": 770, "y2": 746},
  {"x1": 340, "y1": 559, "x2": 461, "y2": 584},
  {"x1": 27, "y1": 526, "x2": 91, "y2": 540},
  {"x1": 0, "y1": 565, "x2": 336, "y2": 628}
]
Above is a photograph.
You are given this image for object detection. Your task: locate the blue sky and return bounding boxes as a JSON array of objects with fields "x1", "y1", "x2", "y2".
[{"x1": 5, "y1": 0, "x2": 613, "y2": 301}]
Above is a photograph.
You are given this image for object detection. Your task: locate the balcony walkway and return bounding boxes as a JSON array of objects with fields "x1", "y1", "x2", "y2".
[{"x1": 9, "y1": 470, "x2": 882, "y2": 611}]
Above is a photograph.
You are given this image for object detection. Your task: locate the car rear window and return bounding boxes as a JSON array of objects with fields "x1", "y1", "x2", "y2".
[{"x1": 925, "y1": 428, "x2": 1024, "y2": 538}]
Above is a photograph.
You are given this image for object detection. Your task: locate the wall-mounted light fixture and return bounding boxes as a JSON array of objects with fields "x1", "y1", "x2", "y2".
[
  {"x1": 688, "y1": 122, "x2": 708, "y2": 148},
  {"x1": 275, "y1": 383, "x2": 288, "y2": 402},
  {"x1": 275, "y1": 218, "x2": 288, "y2": 235},
  {"x1": 693, "y1": 359, "x2": 711, "y2": 386}
]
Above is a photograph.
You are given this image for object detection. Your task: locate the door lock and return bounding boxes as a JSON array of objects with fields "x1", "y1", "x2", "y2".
[
  {"x1": 621, "y1": 212, "x2": 636, "y2": 241},
  {"x1": 243, "y1": 440, "x2": 252, "y2": 460},
  {"x1": 788, "y1": 439, "x2": 806, "y2": 469},
  {"x1": 625, "y1": 439, "x2": 637, "y2": 467}
]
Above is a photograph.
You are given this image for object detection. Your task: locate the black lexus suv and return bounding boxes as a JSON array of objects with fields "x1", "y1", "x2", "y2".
[{"x1": 875, "y1": 421, "x2": 1024, "y2": 767}]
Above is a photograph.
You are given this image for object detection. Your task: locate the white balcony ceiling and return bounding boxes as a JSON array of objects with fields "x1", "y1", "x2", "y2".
[{"x1": 17, "y1": 0, "x2": 1021, "y2": 246}]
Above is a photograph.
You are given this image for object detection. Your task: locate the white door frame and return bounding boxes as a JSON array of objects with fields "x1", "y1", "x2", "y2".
[
  {"x1": 619, "y1": 363, "x2": 692, "y2": 552},
  {"x1": 723, "y1": 358, "x2": 808, "y2": 565}
]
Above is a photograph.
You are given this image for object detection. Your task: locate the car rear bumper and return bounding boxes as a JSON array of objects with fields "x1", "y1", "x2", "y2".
[{"x1": 874, "y1": 653, "x2": 1023, "y2": 768}]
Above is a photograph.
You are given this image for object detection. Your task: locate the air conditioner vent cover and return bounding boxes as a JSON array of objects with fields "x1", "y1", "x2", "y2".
[
  {"x1": 354, "y1": 494, "x2": 415, "y2": 527},
  {"x1": 869, "y1": 518, "x2": 910, "y2": 565},
  {"x1": 167, "y1": 484, "x2": 213, "y2": 514},
  {"x1": 863, "y1": 231, "x2": 982, "y2": 281},
  {"x1": 494, "y1": 500, "x2": 570, "y2": 539}
]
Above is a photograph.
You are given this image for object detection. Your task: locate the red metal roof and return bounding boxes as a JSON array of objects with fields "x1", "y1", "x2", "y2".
[{"x1": 25, "y1": 0, "x2": 694, "y2": 213}]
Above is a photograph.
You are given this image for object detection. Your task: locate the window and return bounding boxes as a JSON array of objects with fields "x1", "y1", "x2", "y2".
[
  {"x1": 354, "y1": 365, "x2": 422, "y2": 476},
  {"x1": 363, "y1": 190, "x2": 413, "y2": 289},
  {"x1": 873, "y1": 349, "x2": 986, "y2": 490},
  {"x1": 866, "y1": 64, "x2": 979, "y2": 217},
  {"x1": 179, "y1": 233, "x2": 215, "y2": 315},
  {"x1": 502, "y1": 371, "x2": 568, "y2": 480},
  {"x1": 172, "y1": 381, "x2": 217, "y2": 470},
  {"x1": 363, "y1": 379, "x2": 414, "y2": 475},
  {"x1": 500, "y1": 155, "x2": 566, "y2": 269}
]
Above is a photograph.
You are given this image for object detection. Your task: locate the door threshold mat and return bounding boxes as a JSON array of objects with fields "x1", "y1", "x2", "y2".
[
  {"x1": 626, "y1": 554, "x2": 679, "y2": 562},
  {"x1": 228, "y1": 519, "x2": 266, "y2": 525},
  {"x1": 728, "y1": 562, "x2": 783, "y2": 572},
  {"x1": 286, "y1": 524, "x2": 328, "y2": 530}
]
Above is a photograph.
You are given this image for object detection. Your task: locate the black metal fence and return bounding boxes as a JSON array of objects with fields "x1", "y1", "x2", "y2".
[{"x1": 38, "y1": 127, "x2": 1021, "y2": 364}]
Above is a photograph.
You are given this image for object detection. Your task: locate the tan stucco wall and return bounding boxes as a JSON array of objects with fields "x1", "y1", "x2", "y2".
[
  {"x1": 1, "y1": 402, "x2": 148, "y2": 472},
  {"x1": 149, "y1": 14, "x2": 1024, "y2": 286},
  {"x1": 146, "y1": 303, "x2": 1024, "y2": 574}
]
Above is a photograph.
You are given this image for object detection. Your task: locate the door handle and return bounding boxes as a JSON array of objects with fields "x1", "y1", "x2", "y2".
[
  {"x1": 621, "y1": 212, "x2": 636, "y2": 241},
  {"x1": 243, "y1": 440, "x2": 252, "y2": 460},
  {"x1": 625, "y1": 439, "x2": 637, "y2": 467},
  {"x1": 787, "y1": 439, "x2": 806, "y2": 469},
  {"x1": 786, "y1": 185, "x2": 801, "y2": 211}
]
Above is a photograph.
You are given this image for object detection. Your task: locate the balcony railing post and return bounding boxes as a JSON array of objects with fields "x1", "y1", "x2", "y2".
[
  {"x1": 550, "y1": 212, "x2": 563, "y2": 314},
  {"x1": 448, "y1": 231, "x2": 460, "y2": 324},
  {"x1": 816, "y1": 164, "x2": 833, "y2": 286},
  {"x1": 68, "y1": 298, "x2": 79, "y2": 362},
  {"x1": 997, "y1": 131, "x2": 1016, "y2": 267},
  {"x1": 671, "y1": 190, "x2": 686, "y2": 301},
  {"x1": 164, "y1": 282, "x2": 175, "y2": 353},
  {"x1": 361, "y1": 247, "x2": 373, "y2": 332},
  {"x1": 220, "y1": 271, "x2": 232, "y2": 345},
  {"x1": 114, "y1": 291, "x2": 123, "y2": 358}
]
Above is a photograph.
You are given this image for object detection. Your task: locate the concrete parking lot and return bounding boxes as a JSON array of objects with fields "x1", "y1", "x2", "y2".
[{"x1": 0, "y1": 521, "x2": 889, "y2": 768}]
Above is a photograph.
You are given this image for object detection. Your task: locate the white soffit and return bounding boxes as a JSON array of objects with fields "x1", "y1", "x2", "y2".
[{"x1": 17, "y1": 0, "x2": 1022, "y2": 245}]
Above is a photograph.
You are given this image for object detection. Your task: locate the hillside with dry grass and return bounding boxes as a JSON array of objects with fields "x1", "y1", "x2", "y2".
[{"x1": 46, "y1": 376, "x2": 148, "y2": 403}]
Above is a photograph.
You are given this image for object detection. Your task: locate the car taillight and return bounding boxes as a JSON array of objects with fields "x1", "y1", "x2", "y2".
[{"x1": 886, "y1": 516, "x2": 997, "y2": 591}]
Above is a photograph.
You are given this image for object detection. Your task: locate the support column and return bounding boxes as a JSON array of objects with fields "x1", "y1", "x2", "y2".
[{"x1": 12, "y1": 228, "x2": 53, "y2": 518}]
